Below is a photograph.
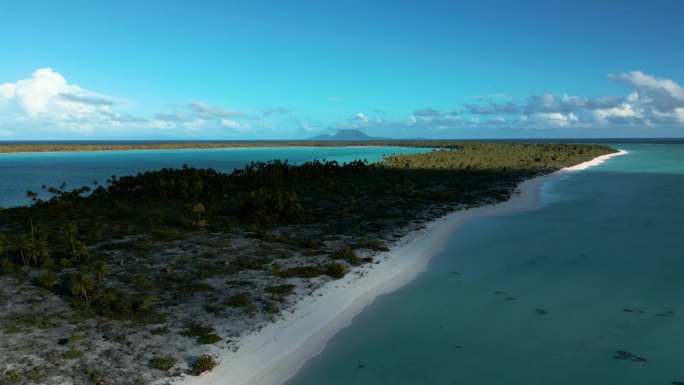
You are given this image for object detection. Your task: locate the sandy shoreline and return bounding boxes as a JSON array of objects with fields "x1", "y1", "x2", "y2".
[{"x1": 180, "y1": 149, "x2": 627, "y2": 385}]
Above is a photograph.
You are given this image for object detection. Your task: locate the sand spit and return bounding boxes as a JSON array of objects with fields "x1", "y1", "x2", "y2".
[{"x1": 179, "y1": 149, "x2": 627, "y2": 385}]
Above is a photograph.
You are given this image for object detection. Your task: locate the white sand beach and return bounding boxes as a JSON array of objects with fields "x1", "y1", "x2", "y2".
[{"x1": 181, "y1": 149, "x2": 627, "y2": 385}]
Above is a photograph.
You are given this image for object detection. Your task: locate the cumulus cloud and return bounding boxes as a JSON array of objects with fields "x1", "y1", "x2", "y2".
[
  {"x1": 153, "y1": 112, "x2": 195, "y2": 122},
  {"x1": 220, "y1": 119, "x2": 251, "y2": 131},
  {"x1": 459, "y1": 71, "x2": 684, "y2": 128},
  {"x1": 58, "y1": 92, "x2": 114, "y2": 106},
  {"x1": 592, "y1": 103, "x2": 644, "y2": 125},
  {"x1": 0, "y1": 68, "x2": 115, "y2": 119},
  {"x1": 412, "y1": 108, "x2": 458, "y2": 118},
  {"x1": 331, "y1": 107, "x2": 466, "y2": 134},
  {"x1": 609, "y1": 71, "x2": 684, "y2": 113},
  {"x1": 261, "y1": 107, "x2": 292, "y2": 117},
  {"x1": 609, "y1": 71, "x2": 684, "y2": 101},
  {"x1": 523, "y1": 93, "x2": 623, "y2": 114},
  {"x1": 355, "y1": 112, "x2": 368, "y2": 122},
  {"x1": 526, "y1": 112, "x2": 579, "y2": 127},
  {"x1": 412, "y1": 108, "x2": 441, "y2": 117},
  {"x1": 0, "y1": 68, "x2": 129, "y2": 135},
  {"x1": 0, "y1": 68, "x2": 272, "y2": 138},
  {"x1": 187, "y1": 101, "x2": 241, "y2": 119},
  {"x1": 464, "y1": 102, "x2": 519, "y2": 115}
]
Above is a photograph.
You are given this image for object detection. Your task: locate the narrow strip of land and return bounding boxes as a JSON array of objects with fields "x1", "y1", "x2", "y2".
[{"x1": 182, "y1": 150, "x2": 627, "y2": 385}]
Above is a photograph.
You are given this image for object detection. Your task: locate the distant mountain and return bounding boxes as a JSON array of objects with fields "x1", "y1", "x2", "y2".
[{"x1": 307, "y1": 129, "x2": 387, "y2": 141}]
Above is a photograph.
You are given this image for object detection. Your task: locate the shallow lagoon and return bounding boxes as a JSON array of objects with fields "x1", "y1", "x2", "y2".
[
  {"x1": 286, "y1": 144, "x2": 684, "y2": 385},
  {"x1": 0, "y1": 146, "x2": 428, "y2": 208}
]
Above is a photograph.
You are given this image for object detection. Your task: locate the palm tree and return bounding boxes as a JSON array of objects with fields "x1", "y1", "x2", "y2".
[
  {"x1": 70, "y1": 272, "x2": 94, "y2": 301},
  {"x1": 72, "y1": 240, "x2": 91, "y2": 262},
  {"x1": 95, "y1": 261, "x2": 110, "y2": 295},
  {"x1": 63, "y1": 222, "x2": 86, "y2": 261},
  {"x1": 193, "y1": 203, "x2": 208, "y2": 230},
  {"x1": 28, "y1": 238, "x2": 50, "y2": 266},
  {"x1": 25, "y1": 190, "x2": 39, "y2": 205},
  {"x1": 10, "y1": 236, "x2": 31, "y2": 269},
  {"x1": 0, "y1": 233, "x2": 7, "y2": 256}
]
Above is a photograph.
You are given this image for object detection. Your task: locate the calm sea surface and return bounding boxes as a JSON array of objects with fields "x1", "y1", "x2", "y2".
[
  {"x1": 286, "y1": 143, "x2": 684, "y2": 385},
  {"x1": 0, "y1": 146, "x2": 428, "y2": 208}
]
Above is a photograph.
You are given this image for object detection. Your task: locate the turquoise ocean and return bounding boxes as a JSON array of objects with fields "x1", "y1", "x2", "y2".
[
  {"x1": 285, "y1": 143, "x2": 684, "y2": 385},
  {"x1": 0, "y1": 146, "x2": 428, "y2": 208}
]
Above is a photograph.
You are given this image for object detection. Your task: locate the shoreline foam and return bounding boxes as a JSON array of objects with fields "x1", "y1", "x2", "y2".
[{"x1": 181, "y1": 149, "x2": 627, "y2": 385}]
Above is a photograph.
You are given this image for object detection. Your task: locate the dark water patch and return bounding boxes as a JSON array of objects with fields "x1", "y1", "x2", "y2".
[{"x1": 614, "y1": 350, "x2": 647, "y2": 363}]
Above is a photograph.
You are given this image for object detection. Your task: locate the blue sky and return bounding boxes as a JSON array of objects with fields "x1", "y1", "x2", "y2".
[{"x1": 1, "y1": 0, "x2": 683, "y2": 139}]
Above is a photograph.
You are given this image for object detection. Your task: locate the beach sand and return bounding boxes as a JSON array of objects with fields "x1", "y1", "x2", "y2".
[{"x1": 180, "y1": 149, "x2": 627, "y2": 385}]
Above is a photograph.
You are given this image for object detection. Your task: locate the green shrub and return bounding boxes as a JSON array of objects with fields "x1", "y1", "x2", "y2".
[
  {"x1": 180, "y1": 322, "x2": 214, "y2": 338},
  {"x1": 87, "y1": 288, "x2": 161, "y2": 322},
  {"x1": 224, "y1": 293, "x2": 250, "y2": 308},
  {"x1": 331, "y1": 245, "x2": 361, "y2": 265},
  {"x1": 198, "y1": 333, "x2": 222, "y2": 345},
  {"x1": 62, "y1": 349, "x2": 83, "y2": 359},
  {"x1": 278, "y1": 266, "x2": 326, "y2": 278},
  {"x1": 265, "y1": 284, "x2": 295, "y2": 295},
  {"x1": 1, "y1": 369, "x2": 22, "y2": 382},
  {"x1": 265, "y1": 301, "x2": 280, "y2": 314},
  {"x1": 36, "y1": 272, "x2": 58, "y2": 289},
  {"x1": 303, "y1": 239, "x2": 322, "y2": 249},
  {"x1": 355, "y1": 237, "x2": 369, "y2": 248},
  {"x1": 192, "y1": 354, "x2": 217, "y2": 375},
  {"x1": 150, "y1": 355, "x2": 177, "y2": 371},
  {"x1": 67, "y1": 334, "x2": 83, "y2": 345},
  {"x1": 371, "y1": 239, "x2": 390, "y2": 251},
  {"x1": 326, "y1": 263, "x2": 348, "y2": 279},
  {"x1": 181, "y1": 322, "x2": 221, "y2": 344},
  {"x1": 0, "y1": 258, "x2": 14, "y2": 272}
]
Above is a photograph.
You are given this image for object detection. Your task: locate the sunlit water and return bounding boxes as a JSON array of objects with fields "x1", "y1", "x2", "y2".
[
  {"x1": 0, "y1": 146, "x2": 429, "y2": 208},
  {"x1": 286, "y1": 144, "x2": 684, "y2": 385}
]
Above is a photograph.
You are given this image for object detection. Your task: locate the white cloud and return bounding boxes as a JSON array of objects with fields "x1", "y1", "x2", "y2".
[
  {"x1": 459, "y1": 71, "x2": 684, "y2": 130},
  {"x1": 609, "y1": 71, "x2": 684, "y2": 101},
  {"x1": 675, "y1": 108, "x2": 684, "y2": 123},
  {"x1": 609, "y1": 71, "x2": 684, "y2": 113},
  {"x1": 0, "y1": 68, "x2": 128, "y2": 135},
  {"x1": 0, "y1": 68, "x2": 117, "y2": 119},
  {"x1": 592, "y1": 103, "x2": 643, "y2": 124},
  {"x1": 0, "y1": 68, "x2": 275, "y2": 138},
  {"x1": 355, "y1": 113, "x2": 368, "y2": 122},
  {"x1": 220, "y1": 119, "x2": 251, "y2": 131},
  {"x1": 188, "y1": 101, "x2": 241, "y2": 119},
  {"x1": 528, "y1": 112, "x2": 579, "y2": 127}
]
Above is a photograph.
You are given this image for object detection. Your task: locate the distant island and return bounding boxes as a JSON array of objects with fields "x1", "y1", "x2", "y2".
[
  {"x1": 0, "y1": 135, "x2": 405, "y2": 154},
  {"x1": 307, "y1": 129, "x2": 386, "y2": 141},
  {"x1": 0, "y1": 130, "x2": 430, "y2": 154}
]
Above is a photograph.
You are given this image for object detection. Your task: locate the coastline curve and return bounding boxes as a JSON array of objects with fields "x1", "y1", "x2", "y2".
[{"x1": 179, "y1": 149, "x2": 628, "y2": 385}]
